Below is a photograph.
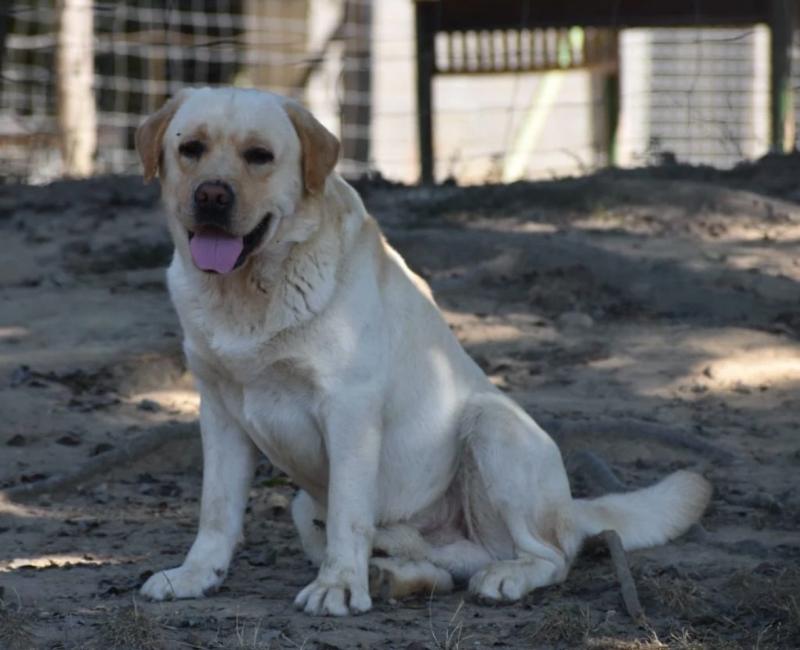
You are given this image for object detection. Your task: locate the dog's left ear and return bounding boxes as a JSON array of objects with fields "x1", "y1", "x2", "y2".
[
  {"x1": 283, "y1": 100, "x2": 340, "y2": 195},
  {"x1": 135, "y1": 90, "x2": 188, "y2": 183}
]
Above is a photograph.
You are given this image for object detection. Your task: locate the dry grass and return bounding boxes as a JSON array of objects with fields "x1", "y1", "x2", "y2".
[
  {"x1": 665, "y1": 628, "x2": 738, "y2": 650},
  {"x1": 641, "y1": 575, "x2": 709, "y2": 619},
  {"x1": 0, "y1": 595, "x2": 36, "y2": 650},
  {"x1": 724, "y1": 566, "x2": 800, "y2": 648},
  {"x1": 586, "y1": 628, "x2": 735, "y2": 650},
  {"x1": 223, "y1": 616, "x2": 296, "y2": 650},
  {"x1": 89, "y1": 602, "x2": 164, "y2": 650},
  {"x1": 429, "y1": 597, "x2": 468, "y2": 650},
  {"x1": 586, "y1": 634, "x2": 666, "y2": 650},
  {"x1": 530, "y1": 602, "x2": 595, "y2": 646},
  {"x1": 229, "y1": 618, "x2": 266, "y2": 649}
]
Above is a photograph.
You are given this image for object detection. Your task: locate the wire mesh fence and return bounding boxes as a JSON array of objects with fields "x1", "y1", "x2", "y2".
[
  {"x1": 0, "y1": 0, "x2": 796, "y2": 184},
  {"x1": 2, "y1": 0, "x2": 331, "y2": 181}
]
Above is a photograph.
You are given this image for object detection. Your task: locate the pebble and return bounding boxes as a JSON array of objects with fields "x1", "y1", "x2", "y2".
[
  {"x1": 6, "y1": 433, "x2": 27, "y2": 447},
  {"x1": 137, "y1": 398, "x2": 161, "y2": 412},
  {"x1": 267, "y1": 492, "x2": 290, "y2": 516}
]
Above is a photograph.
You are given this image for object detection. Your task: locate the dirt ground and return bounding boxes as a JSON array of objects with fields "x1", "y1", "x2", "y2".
[{"x1": 2, "y1": 156, "x2": 800, "y2": 649}]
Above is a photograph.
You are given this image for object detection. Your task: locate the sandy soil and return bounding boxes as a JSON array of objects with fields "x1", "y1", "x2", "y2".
[{"x1": 1, "y1": 157, "x2": 800, "y2": 649}]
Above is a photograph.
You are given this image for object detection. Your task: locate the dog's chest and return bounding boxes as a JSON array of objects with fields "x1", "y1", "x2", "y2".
[
  {"x1": 216, "y1": 355, "x2": 328, "y2": 497},
  {"x1": 179, "y1": 288, "x2": 328, "y2": 487}
]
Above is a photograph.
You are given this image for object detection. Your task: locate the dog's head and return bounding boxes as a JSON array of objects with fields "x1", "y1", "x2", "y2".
[{"x1": 136, "y1": 88, "x2": 340, "y2": 274}]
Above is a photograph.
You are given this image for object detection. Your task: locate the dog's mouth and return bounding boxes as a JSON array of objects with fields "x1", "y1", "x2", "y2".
[{"x1": 187, "y1": 214, "x2": 271, "y2": 274}]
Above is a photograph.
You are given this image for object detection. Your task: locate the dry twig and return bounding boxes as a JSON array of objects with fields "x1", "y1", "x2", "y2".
[{"x1": 599, "y1": 529, "x2": 644, "y2": 621}]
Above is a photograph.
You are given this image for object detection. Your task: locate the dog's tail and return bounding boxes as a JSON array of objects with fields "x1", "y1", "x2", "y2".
[{"x1": 561, "y1": 470, "x2": 711, "y2": 555}]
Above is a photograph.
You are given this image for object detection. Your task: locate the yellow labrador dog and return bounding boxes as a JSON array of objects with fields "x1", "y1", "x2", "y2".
[{"x1": 136, "y1": 87, "x2": 711, "y2": 616}]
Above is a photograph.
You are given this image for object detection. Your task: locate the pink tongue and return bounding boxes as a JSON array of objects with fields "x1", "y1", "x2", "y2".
[{"x1": 189, "y1": 228, "x2": 244, "y2": 274}]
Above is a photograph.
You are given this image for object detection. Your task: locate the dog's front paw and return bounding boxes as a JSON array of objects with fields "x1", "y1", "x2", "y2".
[
  {"x1": 294, "y1": 567, "x2": 372, "y2": 616},
  {"x1": 140, "y1": 564, "x2": 225, "y2": 601}
]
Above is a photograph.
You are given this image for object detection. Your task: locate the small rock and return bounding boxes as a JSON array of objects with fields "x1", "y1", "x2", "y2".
[
  {"x1": 405, "y1": 639, "x2": 426, "y2": 649},
  {"x1": 267, "y1": 492, "x2": 290, "y2": 516},
  {"x1": 557, "y1": 311, "x2": 594, "y2": 330},
  {"x1": 91, "y1": 442, "x2": 114, "y2": 456},
  {"x1": 137, "y1": 399, "x2": 161, "y2": 412},
  {"x1": 9, "y1": 365, "x2": 32, "y2": 387},
  {"x1": 20, "y1": 472, "x2": 48, "y2": 483},
  {"x1": 56, "y1": 434, "x2": 81, "y2": 446},
  {"x1": 6, "y1": 434, "x2": 27, "y2": 447}
]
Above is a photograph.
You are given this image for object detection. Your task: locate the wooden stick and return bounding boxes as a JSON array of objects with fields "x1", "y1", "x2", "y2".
[
  {"x1": 1, "y1": 422, "x2": 197, "y2": 501},
  {"x1": 600, "y1": 529, "x2": 644, "y2": 621}
]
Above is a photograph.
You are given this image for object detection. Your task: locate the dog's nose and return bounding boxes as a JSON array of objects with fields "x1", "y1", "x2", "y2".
[{"x1": 194, "y1": 180, "x2": 234, "y2": 222}]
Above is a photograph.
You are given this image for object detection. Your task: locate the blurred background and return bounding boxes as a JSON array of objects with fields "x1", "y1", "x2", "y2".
[{"x1": 0, "y1": 0, "x2": 798, "y2": 184}]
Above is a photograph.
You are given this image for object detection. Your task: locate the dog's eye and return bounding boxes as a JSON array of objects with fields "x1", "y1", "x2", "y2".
[
  {"x1": 243, "y1": 147, "x2": 274, "y2": 165},
  {"x1": 179, "y1": 140, "x2": 205, "y2": 159}
]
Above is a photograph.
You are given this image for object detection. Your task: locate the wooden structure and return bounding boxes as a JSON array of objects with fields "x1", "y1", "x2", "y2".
[
  {"x1": 56, "y1": 0, "x2": 97, "y2": 177},
  {"x1": 415, "y1": 0, "x2": 798, "y2": 184},
  {"x1": 244, "y1": 0, "x2": 310, "y2": 93},
  {"x1": 341, "y1": 0, "x2": 373, "y2": 176}
]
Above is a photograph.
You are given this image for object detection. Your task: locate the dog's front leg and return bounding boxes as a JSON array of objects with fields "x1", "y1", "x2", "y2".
[
  {"x1": 141, "y1": 386, "x2": 256, "y2": 600},
  {"x1": 295, "y1": 403, "x2": 380, "y2": 616}
]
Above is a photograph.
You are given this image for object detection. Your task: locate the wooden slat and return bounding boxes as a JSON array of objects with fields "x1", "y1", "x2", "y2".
[
  {"x1": 417, "y1": 0, "x2": 768, "y2": 32},
  {"x1": 445, "y1": 31, "x2": 454, "y2": 72},
  {"x1": 433, "y1": 22, "x2": 620, "y2": 75},
  {"x1": 435, "y1": 61, "x2": 618, "y2": 75}
]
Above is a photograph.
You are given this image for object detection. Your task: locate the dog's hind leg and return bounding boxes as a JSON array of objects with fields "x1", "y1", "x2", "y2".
[
  {"x1": 369, "y1": 557, "x2": 454, "y2": 600},
  {"x1": 367, "y1": 523, "x2": 489, "y2": 599},
  {"x1": 459, "y1": 393, "x2": 573, "y2": 602}
]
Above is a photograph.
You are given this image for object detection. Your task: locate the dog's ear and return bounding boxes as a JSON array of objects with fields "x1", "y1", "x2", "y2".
[
  {"x1": 135, "y1": 91, "x2": 188, "y2": 183},
  {"x1": 283, "y1": 100, "x2": 340, "y2": 195}
]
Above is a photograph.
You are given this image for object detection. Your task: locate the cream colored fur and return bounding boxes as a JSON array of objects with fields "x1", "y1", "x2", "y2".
[{"x1": 135, "y1": 87, "x2": 712, "y2": 616}]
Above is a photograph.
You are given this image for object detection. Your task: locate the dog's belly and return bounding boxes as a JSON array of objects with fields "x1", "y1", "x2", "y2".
[
  {"x1": 375, "y1": 435, "x2": 461, "y2": 524},
  {"x1": 373, "y1": 386, "x2": 465, "y2": 524}
]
